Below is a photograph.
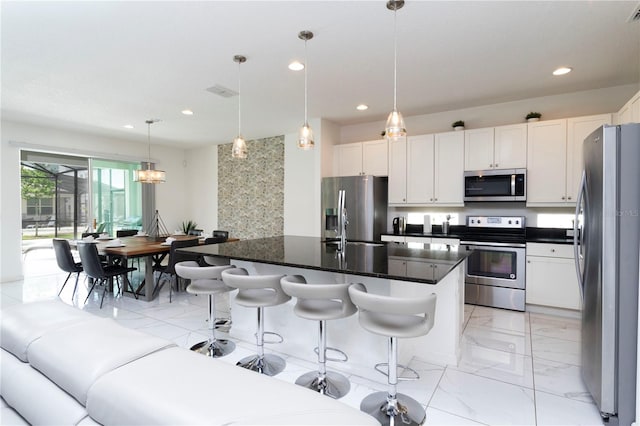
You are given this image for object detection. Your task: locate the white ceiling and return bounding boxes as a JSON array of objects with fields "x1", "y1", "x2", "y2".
[{"x1": 2, "y1": 1, "x2": 639, "y2": 148}]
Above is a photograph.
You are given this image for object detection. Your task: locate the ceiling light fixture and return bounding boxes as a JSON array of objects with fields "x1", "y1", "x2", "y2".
[
  {"x1": 288, "y1": 61, "x2": 304, "y2": 71},
  {"x1": 298, "y1": 30, "x2": 314, "y2": 150},
  {"x1": 134, "y1": 119, "x2": 166, "y2": 184},
  {"x1": 181, "y1": 109, "x2": 194, "y2": 115},
  {"x1": 356, "y1": 104, "x2": 369, "y2": 111},
  {"x1": 231, "y1": 55, "x2": 248, "y2": 159},
  {"x1": 385, "y1": 0, "x2": 406, "y2": 143},
  {"x1": 552, "y1": 67, "x2": 573, "y2": 76}
]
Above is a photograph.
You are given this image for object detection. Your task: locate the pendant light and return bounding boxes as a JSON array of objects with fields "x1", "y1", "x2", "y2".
[
  {"x1": 298, "y1": 30, "x2": 314, "y2": 150},
  {"x1": 384, "y1": 0, "x2": 406, "y2": 142},
  {"x1": 134, "y1": 119, "x2": 166, "y2": 184},
  {"x1": 231, "y1": 54, "x2": 248, "y2": 158}
]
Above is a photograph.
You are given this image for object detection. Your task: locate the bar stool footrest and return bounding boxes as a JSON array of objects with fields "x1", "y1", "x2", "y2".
[
  {"x1": 374, "y1": 362, "x2": 420, "y2": 381},
  {"x1": 314, "y1": 346, "x2": 348, "y2": 362},
  {"x1": 260, "y1": 331, "x2": 284, "y2": 344}
]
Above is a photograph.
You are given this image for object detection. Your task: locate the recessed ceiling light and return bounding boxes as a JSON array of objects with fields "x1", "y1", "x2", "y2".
[
  {"x1": 181, "y1": 109, "x2": 194, "y2": 115},
  {"x1": 553, "y1": 67, "x2": 572, "y2": 76},
  {"x1": 123, "y1": 124, "x2": 134, "y2": 129},
  {"x1": 356, "y1": 104, "x2": 369, "y2": 111},
  {"x1": 288, "y1": 61, "x2": 304, "y2": 71}
]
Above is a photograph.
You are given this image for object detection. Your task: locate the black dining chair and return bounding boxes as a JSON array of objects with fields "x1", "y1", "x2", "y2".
[
  {"x1": 52, "y1": 238, "x2": 83, "y2": 298},
  {"x1": 154, "y1": 238, "x2": 200, "y2": 302},
  {"x1": 77, "y1": 242, "x2": 137, "y2": 308}
]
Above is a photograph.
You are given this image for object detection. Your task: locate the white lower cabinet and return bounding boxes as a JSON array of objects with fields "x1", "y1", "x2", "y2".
[
  {"x1": 388, "y1": 257, "x2": 446, "y2": 281},
  {"x1": 526, "y1": 243, "x2": 581, "y2": 310}
]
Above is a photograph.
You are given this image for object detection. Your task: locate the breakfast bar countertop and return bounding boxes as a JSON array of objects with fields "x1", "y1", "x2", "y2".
[{"x1": 178, "y1": 235, "x2": 468, "y2": 285}]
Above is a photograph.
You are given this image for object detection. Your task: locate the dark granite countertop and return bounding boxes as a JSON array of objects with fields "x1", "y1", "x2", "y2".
[
  {"x1": 383, "y1": 225, "x2": 576, "y2": 245},
  {"x1": 179, "y1": 235, "x2": 469, "y2": 285}
]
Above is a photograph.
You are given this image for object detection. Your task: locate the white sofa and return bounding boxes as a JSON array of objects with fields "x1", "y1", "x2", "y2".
[{"x1": 0, "y1": 300, "x2": 378, "y2": 425}]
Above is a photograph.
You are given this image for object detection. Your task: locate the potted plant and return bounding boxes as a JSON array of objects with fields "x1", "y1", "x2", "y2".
[
  {"x1": 181, "y1": 220, "x2": 198, "y2": 235},
  {"x1": 526, "y1": 112, "x2": 542, "y2": 122},
  {"x1": 452, "y1": 120, "x2": 465, "y2": 131}
]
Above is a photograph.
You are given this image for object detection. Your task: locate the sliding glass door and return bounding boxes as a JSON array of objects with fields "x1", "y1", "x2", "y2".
[{"x1": 91, "y1": 159, "x2": 142, "y2": 235}]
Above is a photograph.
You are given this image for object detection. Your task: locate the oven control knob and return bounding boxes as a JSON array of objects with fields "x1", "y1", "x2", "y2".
[
  {"x1": 510, "y1": 274, "x2": 515, "y2": 279},
  {"x1": 508, "y1": 220, "x2": 512, "y2": 224}
]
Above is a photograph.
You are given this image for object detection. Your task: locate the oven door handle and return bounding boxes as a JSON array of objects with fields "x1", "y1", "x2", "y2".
[{"x1": 461, "y1": 241, "x2": 526, "y2": 248}]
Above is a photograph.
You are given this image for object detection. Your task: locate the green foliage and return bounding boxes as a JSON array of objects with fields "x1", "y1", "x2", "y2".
[
  {"x1": 526, "y1": 112, "x2": 542, "y2": 119},
  {"x1": 21, "y1": 167, "x2": 55, "y2": 199},
  {"x1": 182, "y1": 220, "x2": 198, "y2": 234},
  {"x1": 452, "y1": 120, "x2": 465, "y2": 128}
]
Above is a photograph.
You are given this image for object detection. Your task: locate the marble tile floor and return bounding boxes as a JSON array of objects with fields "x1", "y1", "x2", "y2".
[{"x1": 2, "y1": 250, "x2": 605, "y2": 425}]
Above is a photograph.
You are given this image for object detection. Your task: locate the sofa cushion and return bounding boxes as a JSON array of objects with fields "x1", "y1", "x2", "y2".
[
  {"x1": 28, "y1": 317, "x2": 175, "y2": 405},
  {"x1": 86, "y1": 347, "x2": 379, "y2": 425},
  {"x1": 0, "y1": 299, "x2": 94, "y2": 362},
  {"x1": 0, "y1": 349, "x2": 89, "y2": 426},
  {"x1": 1, "y1": 398, "x2": 29, "y2": 426}
]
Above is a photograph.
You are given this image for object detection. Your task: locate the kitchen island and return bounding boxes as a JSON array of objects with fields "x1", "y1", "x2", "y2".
[{"x1": 180, "y1": 236, "x2": 468, "y2": 368}]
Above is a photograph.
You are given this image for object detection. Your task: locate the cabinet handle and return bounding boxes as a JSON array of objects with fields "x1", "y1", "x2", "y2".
[
  {"x1": 489, "y1": 164, "x2": 493, "y2": 168},
  {"x1": 527, "y1": 260, "x2": 531, "y2": 263},
  {"x1": 434, "y1": 198, "x2": 438, "y2": 201},
  {"x1": 551, "y1": 249, "x2": 555, "y2": 252},
  {"x1": 561, "y1": 196, "x2": 566, "y2": 200},
  {"x1": 403, "y1": 198, "x2": 406, "y2": 202},
  {"x1": 429, "y1": 198, "x2": 433, "y2": 201},
  {"x1": 568, "y1": 196, "x2": 572, "y2": 200},
  {"x1": 495, "y1": 163, "x2": 499, "y2": 167}
]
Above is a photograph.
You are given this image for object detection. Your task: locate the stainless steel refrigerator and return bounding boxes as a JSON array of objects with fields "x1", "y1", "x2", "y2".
[
  {"x1": 574, "y1": 123, "x2": 640, "y2": 424},
  {"x1": 321, "y1": 176, "x2": 388, "y2": 242}
]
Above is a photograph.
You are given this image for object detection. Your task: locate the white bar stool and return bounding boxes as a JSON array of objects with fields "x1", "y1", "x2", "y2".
[
  {"x1": 348, "y1": 283, "x2": 437, "y2": 426},
  {"x1": 221, "y1": 268, "x2": 290, "y2": 376},
  {"x1": 174, "y1": 261, "x2": 236, "y2": 357},
  {"x1": 280, "y1": 275, "x2": 357, "y2": 399}
]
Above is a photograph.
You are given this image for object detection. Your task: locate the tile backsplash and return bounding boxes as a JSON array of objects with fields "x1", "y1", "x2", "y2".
[{"x1": 217, "y1": 136, "x2": 284, "y2": 240}]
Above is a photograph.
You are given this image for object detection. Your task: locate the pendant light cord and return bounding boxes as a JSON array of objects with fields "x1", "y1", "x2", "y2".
[
  {"x1": 238, "y1": 60, "x2": 242, "y2": 136},
  {"x1": 304, "y1": 37, "x2": 308, "y2": 125},
  {"x1": 393, "y1": 7, "x2": 398, "y2": 111},
  {"x1": 146, "y1": 120, "x2": 152, "y2": 170}
]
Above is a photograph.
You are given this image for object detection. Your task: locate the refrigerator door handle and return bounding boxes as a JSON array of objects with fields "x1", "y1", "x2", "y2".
[{"x1": 574, "y1": 170, "x2": 586, "y2": 300}]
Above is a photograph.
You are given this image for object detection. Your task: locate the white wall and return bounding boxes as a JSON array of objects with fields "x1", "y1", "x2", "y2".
[
  {"x1": 340, "y1": 84, "x2": 637, "y2": 143},
  {"x1": 284, "y1": 119, "x2": 330, "y2": 237},
  {"x1": 184, "y1": 145, "x2": 218, "y2": 234},
  {"x1": 0, "y1": 120, "x2": 187, "y2": 282}
]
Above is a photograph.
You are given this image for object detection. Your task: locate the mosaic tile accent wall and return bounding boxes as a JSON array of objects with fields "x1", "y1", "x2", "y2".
[{"x1": 218, "y1": 136, "x2": 284, "y2": 240}]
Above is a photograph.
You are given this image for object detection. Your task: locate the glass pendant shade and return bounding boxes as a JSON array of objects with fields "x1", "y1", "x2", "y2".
[
  {"x1": 231, "y1": 136, "x2": 247, "y2": 159},
  {"x1": 134, "y1": 119, "x2": 166, "y2": 184},
  {"x1": 134, "y1": 167, "x2": 166, "y2": 184},
  {"x1": 298, "y1": 123, "x2": 314, "y2": 150},
  {"x1": 385, "y1": 109, "x2": 406, "y2": 142}
]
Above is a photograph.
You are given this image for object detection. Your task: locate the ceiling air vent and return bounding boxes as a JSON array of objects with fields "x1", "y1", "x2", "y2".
[
  {"x1": 206, "y1": 84, "x2": 238, "y2": 98},
  {"x1": 628, "y1": 3, "x2": 640, "y2": 22}
]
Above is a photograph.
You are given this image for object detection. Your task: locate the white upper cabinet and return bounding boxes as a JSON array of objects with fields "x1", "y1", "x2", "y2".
[
  {"x1": 335, "y1": 139, "x2": 388, "y2": 176},
  {"x1": 464, "y1": 124, "x2": 526, "y2": 171},
  {"x1": 388, "y1": 132, "x2": 463, "y2": 206},
  {"x1": 494, "y1": 123, "x2": 528, "y2": 169},
  {"x1": 527, "y1": 119, "x2": 568, "y2": 206},
  {"x1": 388, "y1": 137, "x2": 407, "y2": 204},
  {"x1": 616, "y1": 89, "x2": 640, "y2": 125},
  {"x1": 434, "y1": 131, "x2": 464, "y2": 205},
  {"x1": 407, "y1": 134, "x2": 435, "y2": 203},
  {"x1": 527, "y1": 115, "x2": 611, "y2": 206},
  {"x1": 566, "y1": 114, "x2": 612, "y2": 201},
  {"x1": 464, "y1": 128, "x2": 494, "y2": 171}
]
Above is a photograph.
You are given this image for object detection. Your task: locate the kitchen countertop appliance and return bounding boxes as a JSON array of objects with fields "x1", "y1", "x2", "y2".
[
  {"x1": 462, "y1": 216, "x2": 526, "y2": 311},
  {"x1": 574, "y1": 123, "x2": 639, "y2": 424},
  {"x1": 321, "y1": 176, "x2": 388, "y2": 243}
]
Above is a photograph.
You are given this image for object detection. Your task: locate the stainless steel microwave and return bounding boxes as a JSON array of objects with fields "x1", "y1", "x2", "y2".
[{"x1": 464, "y1": 169, "x2": 526, "y2": 202}]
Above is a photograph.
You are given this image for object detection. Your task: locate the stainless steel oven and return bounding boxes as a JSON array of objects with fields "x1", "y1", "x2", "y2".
[{"x1": 462, "y1": 216, "x2": 526, "y2": 311}]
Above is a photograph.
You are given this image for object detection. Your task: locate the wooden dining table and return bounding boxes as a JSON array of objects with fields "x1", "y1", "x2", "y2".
[
  {"x1": 73, "y1": 235, "x2": 199, "y2": 302},
  {"x1": 72, "y1": 234, "x2": 239, "y2": 301}
]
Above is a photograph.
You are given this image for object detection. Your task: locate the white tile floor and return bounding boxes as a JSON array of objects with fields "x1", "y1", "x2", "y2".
[{"x1": 2, "y1": 249, "x2": 605, "y2": 425}]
